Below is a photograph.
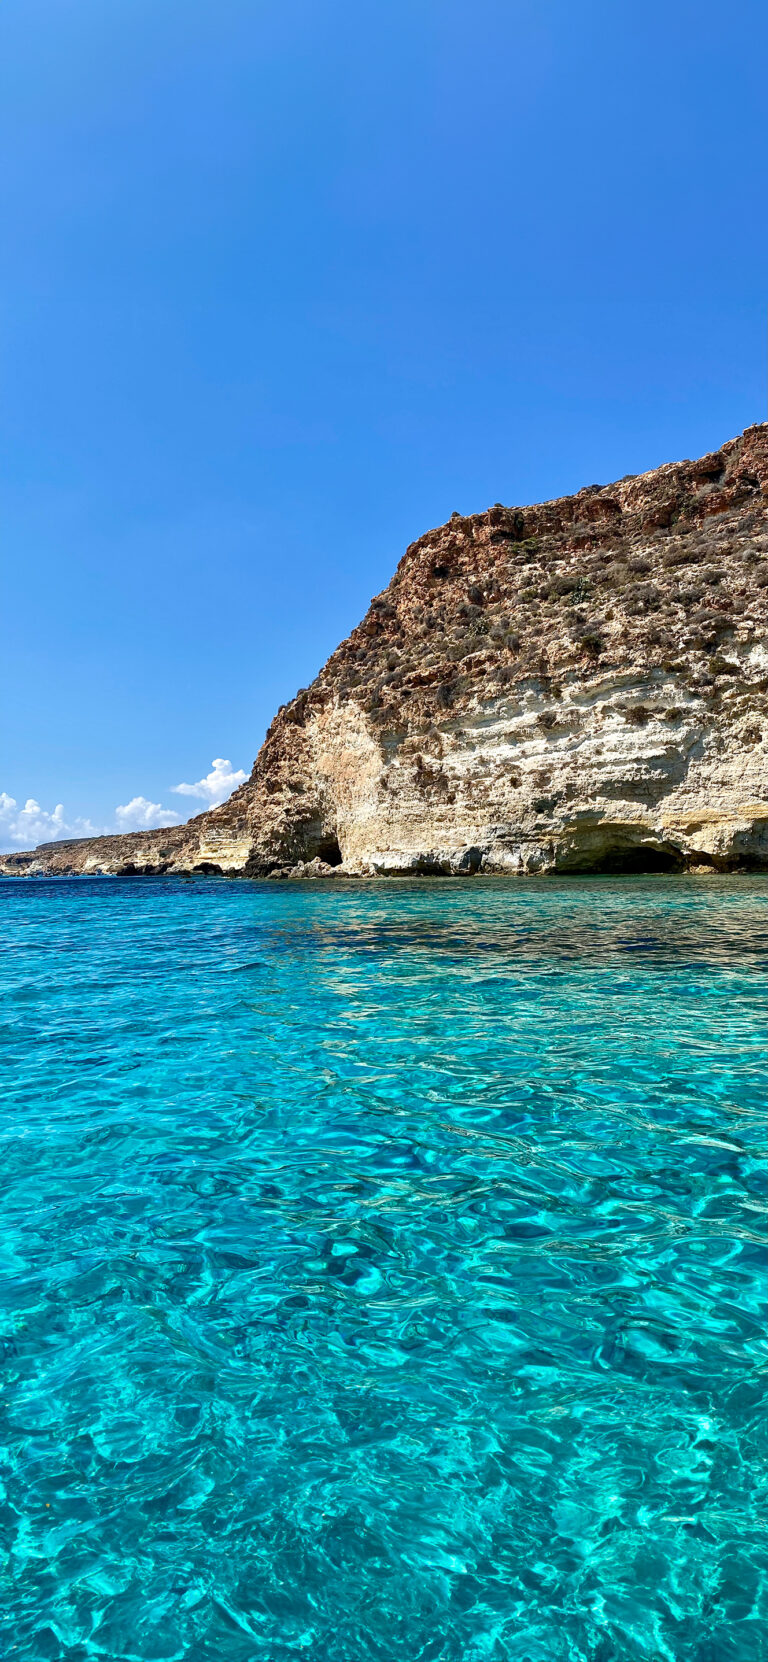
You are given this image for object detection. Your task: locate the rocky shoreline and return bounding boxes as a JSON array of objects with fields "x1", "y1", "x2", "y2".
[{"x1": 5, "y1": 423, "x2": 768, "y2": 879}]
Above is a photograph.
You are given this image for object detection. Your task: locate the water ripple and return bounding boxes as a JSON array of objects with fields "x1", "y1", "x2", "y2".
[{"x1": 0, "y1": 875, "x2": 766, "y2": 1660}]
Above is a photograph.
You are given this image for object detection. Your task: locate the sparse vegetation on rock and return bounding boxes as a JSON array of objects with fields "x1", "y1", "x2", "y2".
[{"x1": 4, "y1": 424, "x2": 768, "y2": 878}]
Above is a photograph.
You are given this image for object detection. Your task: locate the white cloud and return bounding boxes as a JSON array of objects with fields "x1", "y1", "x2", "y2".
[
  {"x1": 0, "y1": 794, "x2": 104, "y2": 849},
  {"x1": 1, "y1": 756, "x2": 243, "y2": 851},
  {"x1": 172, "y1": 757, "x2": 247, "y2": 806},
  {"x1": 114, "y1": 796, "x2": 180, "y2": 832},
  {"x1": 1, "y1": 789, "x2": 178, "y2": 851}
]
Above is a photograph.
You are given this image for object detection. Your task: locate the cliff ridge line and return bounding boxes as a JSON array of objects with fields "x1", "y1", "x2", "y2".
[{"x1": 5, "y1": 423, "x2": 768, "y2": 878}]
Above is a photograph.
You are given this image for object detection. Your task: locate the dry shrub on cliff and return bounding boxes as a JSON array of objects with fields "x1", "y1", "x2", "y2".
[
  {"x1": 662, "y1": 545, "x2": 692, "y2": 568},
  {"x1": 624, "y1": 583, "x2": 663, "y2": 615}
]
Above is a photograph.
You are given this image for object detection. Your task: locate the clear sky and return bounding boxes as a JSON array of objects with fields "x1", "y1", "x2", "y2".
[{"x1": 2, "y1": 0, "x2": 767, "y2": 848}]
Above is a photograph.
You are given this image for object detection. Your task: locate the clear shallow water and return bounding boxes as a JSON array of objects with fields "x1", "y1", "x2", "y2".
[{"x1": 0, "y1": 876, "x2": 766, "y2": 1662}]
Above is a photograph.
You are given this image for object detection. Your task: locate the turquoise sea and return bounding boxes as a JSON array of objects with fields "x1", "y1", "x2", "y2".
[{"x1": 1, "y1": 875, "x2": 766, "y2": 1661}]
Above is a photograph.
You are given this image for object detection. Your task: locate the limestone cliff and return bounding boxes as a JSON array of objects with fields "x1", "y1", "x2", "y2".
[{"x1": 6, "y1": 423, "x2": 768, "y2": 878}]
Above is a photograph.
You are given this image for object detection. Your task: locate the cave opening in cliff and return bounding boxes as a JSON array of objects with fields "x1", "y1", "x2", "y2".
[
  {"x1": 592, "y1": 845, "x2": 684, "y2": 874},
  {"x1": 557, "y1": 833, "x2": 686, "y2": 875},
  {"x1": 314, "y1": 833, "x2": 343, "y2": 867}
]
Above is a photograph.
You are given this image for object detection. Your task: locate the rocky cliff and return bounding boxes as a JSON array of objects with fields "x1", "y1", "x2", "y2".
[{"x1": 6, "y1": 423, "x2": 768, "y2": 878}]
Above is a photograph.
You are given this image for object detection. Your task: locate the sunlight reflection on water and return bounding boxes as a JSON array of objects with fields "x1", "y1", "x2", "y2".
[{"x1": 1, "y1": 876, "x2": 766, "y2": 1660}]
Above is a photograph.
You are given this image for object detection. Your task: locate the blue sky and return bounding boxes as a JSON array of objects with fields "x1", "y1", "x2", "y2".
[{"x1": 2, "y1": 0, "x2": 767, "y2": 847}]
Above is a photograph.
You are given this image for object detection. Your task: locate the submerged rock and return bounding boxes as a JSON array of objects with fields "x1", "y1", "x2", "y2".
[{"x1": 5, "y1": 424, "x2": 768, "y2": 877}]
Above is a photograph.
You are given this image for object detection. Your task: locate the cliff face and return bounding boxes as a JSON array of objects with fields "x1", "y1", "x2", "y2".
[{"x1": 6, "y1": 424, "x2": 768, "y2": 878}]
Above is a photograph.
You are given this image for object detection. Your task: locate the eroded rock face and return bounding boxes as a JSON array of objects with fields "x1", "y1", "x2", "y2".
[{"x1": 5, "y1": 424, "x2": 768, "y2": 878}]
